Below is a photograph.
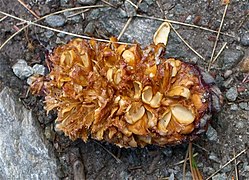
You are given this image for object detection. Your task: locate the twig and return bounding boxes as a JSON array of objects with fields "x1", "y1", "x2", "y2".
[
  {"x1": 66, "y1": 9, "x2": 90, "y2": 18},
  {"x1": 136, "y1": 14, "x2": 235, "y2": 38},
  {"x1": 93, "y1": 140, "x2": 122, "y2": 163},
  {"x1": 206, "y1": 148, "x2": 247, "y2": 180},
  {"x1": 208, "y1": 4, "x2": 229, "y2": 71},
  {"x1": 126, "y1": 0, "x2": 138, "y2": 9},
  {"x1": 17, "y1": 0, "x2": 40, "y2": 19},
  {"x1": 156, "y1": 0, "x2": 205, "y2": 60},
  {"x1": 211, "y1": 42, "x2": 227, "y2": 63},
  {"x1": 183, "y1": 145, "x2": 189, "y2": 180}
]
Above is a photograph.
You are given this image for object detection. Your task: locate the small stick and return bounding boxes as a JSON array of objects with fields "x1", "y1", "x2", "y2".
[
  {"x1": 101, "y1": 0, "x2": 117, "y2": 8},
  {"x1": 66, "y1": 9, "x2": 90, "y2": 18},
  {"x1": 17, "y1": 0, "x2": 40, "y2": 19},
  {"x1": 206, "y1": 148, "x2": 247, "y2": 180},
  {"x1": 136, "y1": 14, "x2": 235, "y2": 38},
  {"x1": 208, "y1": 4, "x2": 229, "y2": 71},
  {"x1": 174, "y1": 153, "x2": 198, "y2": 166},
  {"x1": 211, "y1": 42, "x2": 227, "y2": 64}
]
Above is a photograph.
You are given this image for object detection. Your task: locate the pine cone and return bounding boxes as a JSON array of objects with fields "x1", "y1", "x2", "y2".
[{"x1": 30, "y1": 37, "x2": 221, "y2": 148}]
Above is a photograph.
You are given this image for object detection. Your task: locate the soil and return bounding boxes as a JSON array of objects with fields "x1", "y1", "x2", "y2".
[{"x1": 0, "y1": 0, "x2": 249, "y2": 179}]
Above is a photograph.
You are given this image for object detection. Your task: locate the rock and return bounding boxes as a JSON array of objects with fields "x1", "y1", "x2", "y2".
[
  {"x1": 239, "y1": 102, "x2": 249, "y2": 111},
  {"x1": 12, "y1": 59, "x2": 34, "y2": 80},
  {"x1": 223, "y1": 70, "x2": 233, "y2": 78},
  {"x1": 212, "y1": 173, "x2": 227, "y2": 180},
  {"x1": 124, "y1": 0, "x2": 136, "y2": 17},
  {"x1": 32, "y1": 64, "x2": 46, "y2": 75},
  {"x1": 206, "y1": 125, "x2": 218, "y2": 142},
  {"x1": 235, "y1": 121, "x2": 244, "y2": 129},
  {"x1": 230, "y1": 104, "x2": 238, "y2": 111},
  {"x1": 77, "y1": 0, "x2": 97, "y2": 5},
  {"x1": 73, "y1": 160, "x2": 85, "y2": 180},
  {"x1": 84, "y1": 22, "x2": 95, "y2": 34},
  {"x1": 60, "y1": 0, "x2": 69, "y2": 6},
  {"x1": 226, "y1": 86, "x2": 238, "y2": 101},
  {"x1": 208, "y1": 152, "x2": 220, "y2": 163},
  {"x1": 222, "y1": 49, "x2": 244, "y2": 69},
  {"x1": 138, "y1": 2, "x2": 149, "y2": 13},
  {"x1": 0, "y1": 87, "x2": 58, "y2": 179},
  {"x1": 239, "y1": 56, "x2": 249, "y2": 73},
  {"x1": 44, "y1": 30, "x2": 55, "y2": 39},
  {"x1": 64, "y1": 11, "x2": 81, "y2": 23},
  {"x1": 240, "y1": 32, "x2": 249, "y2": 46},
  {"x1": 45, "y1": 15, "x2": 66, "y2": 27}
]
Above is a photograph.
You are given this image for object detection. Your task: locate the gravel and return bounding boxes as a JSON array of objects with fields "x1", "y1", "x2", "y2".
[
  {"x1": 77, "y1": 0, "x2": 97, "y2": 5},
  {"x1": 45, "y1": 15, "x2": 66, "y2": 27},
  {"x1": 222, "y1": 49, "x2": 244, "y2": 69},
  {"x1": 32, "y1": 64, "x2": 46, "y2": 75},
  {"x1": 240, "y1": 32, "x2": 249, "y2": 46},
  {"x1": 230, "y1": 104, "x2": 239, "y2": 111},
  {"x1": 239, "y1": 102, "x2": 249, "y2": 111},
  {"x1": 12, "y1": 59, "x2": 34, "y2": 80},
  {"x1": 206, "y1": 125, "x2": 218, "y2": 142},
  {"x1": 226, "y1": 86, "x2": 238, "y2": 101}
]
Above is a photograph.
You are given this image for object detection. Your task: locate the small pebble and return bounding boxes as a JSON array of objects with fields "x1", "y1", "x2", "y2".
[
  {"x1": 124, "y1": 1, "x2": 136, "y2": 17},
  {"x1": 235, "y1": 121, "x2": 244, "y2": 129},
  {"x1": 33, "y1": 64, "x2": 46, "y2": 75},
  {"x1": 230, "y1": 104, "x2": 238, "y2": 111},
  {"x1": 212, "y1": 173, "x2": 227, "y2": 180},
  {"x1": 240, "y1": 31, "x2": 249, "y2": 46},
  {"x1": 77, "y1": 0, "x2": 96, "y2": 5},
  {"x1": 206, "y1": 125, "x2": 218, "y2": 142},
  {"x1": 239, "y1": 102, "x2": 249, "y2": 111},
  {"x1": 223, "y1": 70, "x2": 233, "y2": 78},
  {"x1": 208, "y1": 152, "x2": 220, "y2": 163},
  {"x1": 240, "y1": 56, "x2": 249, "y2": 73},
  {"x1": 12, "y1": 59, "x2": 34, "y2": 80},
  {"x1": 226, "y1": 86, "x2": 238, "y2": 101},
  {"x1": 45, "y1": 15, "x2": 66, "y2": 27}
]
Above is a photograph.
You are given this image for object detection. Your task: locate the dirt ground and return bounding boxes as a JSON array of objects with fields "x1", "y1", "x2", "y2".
[{"x1": 0, "y1": 0, "x2": 249, "y2": 179}]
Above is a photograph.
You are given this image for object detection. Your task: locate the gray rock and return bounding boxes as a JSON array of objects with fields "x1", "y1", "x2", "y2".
[
  {"x1": 223, "y1": 70, "x2": 233, "y2": 78},
  {"x1": 33, "y1": 64, "x2": 46, "y2": 75},
  {"x1": 124, "y1": 1, "x2": 136, "y2": 17},
  {"x1": 44, "y1": 30, "x2": 55, "y2": 39},
  {"x1": 12, "y1": 59, "x2": 34, "y2": 80},
  {"x1": 240, "y1": 32, "x2": 249, "y2": 46},
  {"x1": 222, "y1": 49, "x2": 244, "y2": 69},
  {"x1": 226, "y1": 86, "x2": 238, "y2": 101},
  {"x1": 64, "y1": 11, "x2": 81, "y2": 23},
  {"x1": 138, "y1": 2, "x2": 149, "y2": 13},
  {"x1": 60, "y1": 0, "x2": 69, "y2": 6},
  {"x1": 239, "y1": 102, "x2": 249, "y2": 111},
  {"x1": 235, "y1": 121, "x2": 244, "y2": 129},
  {"x1": 0, "y1": 87, "x2": 58, "y2": 179},
  {"x1": 206, "y1": 125, "x2": 218, "y2": 142},
  {"x1": 212, "y1": 173, "x2": 227, "y2": 180},
  {"x1": 45, "y1": 15, "x2": 66, "y2": 27},
  {"x1": 230, "y1": 104, "x2": 238, "y2": 111},
  {"x1": 77, "y1": 0, "x2": 97, "y2": 5},
  {"x1": 84, "y1": 22, "x2": 95, "y2": 34},
  {"x1": 208, "y1": 152, "x2": 220, "y2": 163}
]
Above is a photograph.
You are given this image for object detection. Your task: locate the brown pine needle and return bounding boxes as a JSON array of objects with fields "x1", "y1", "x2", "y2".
[
  {"x1": 208, "y1": 3, "x2": 229, "y2": 71},
  {"x1": 101, "y1": 0, "x2": 117, "y2": 8},
  {"x1": 233, "y1": 148, "x2": 239, "y2": 180},
  {"x1": 0, "y1": 11, "x2": 134, "y2": 49},
  {"x1": 156, "y1": 0, "x2": 205, "y2": 60},
  {"x1": 17, "y1": 0, "x2": 40, "y2": 19},
  {"x1": 117, "y1": 0, "x2": 143, "y2": 40},
  {"x1": 0, "y1": 15, "x2": 7, "y2": 22},
  {"x1": 188, "y1": 142, "x2": 203, "y2": 180},
  {"x1": 206, "y1": 148, "x2": 247, "y2": 180},
  {"x1": 211, "y1": 42, "x2": 227, "y2": 64},
  {"x1": 136, "y1": 14, "x2": 235, "y2": 38},
  {"x1": 183, "y1": 145, "x2": 189, "y2": 180},
  {"x1": 93, "y1": 140, "x2": 122, "y2": 163}
]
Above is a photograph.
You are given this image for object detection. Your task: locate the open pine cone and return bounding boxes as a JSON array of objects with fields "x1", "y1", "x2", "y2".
[{"x1": 30, "y1": 37, "x2": 222, "y2": 148}]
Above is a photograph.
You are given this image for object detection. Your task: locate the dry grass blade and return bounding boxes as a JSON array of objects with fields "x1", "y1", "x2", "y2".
[
  {"x1": 206, "y1": 148, "x2": 247, "y2": 180},
  {"x1": 136, "y1": 14, "x2": 235, "y2": 38},
  {"x1": 208, "y1": 4, "x2": 229, "y2": 71},
  {"x1": 173, "y1": 153, "x2": 198, "y2": 166},
  {"x1": 188, "y1": 142, "x2": 203, "y2": 180},
  {"x1": 17, "y1": 0, "x2": 40, "y2": 19},
  {"x1": 93, "y1": 140, "x2": 122, "y2": 163},
  {"x1": 101, "y1": 0, "x2": 117, "y2": 8}
]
